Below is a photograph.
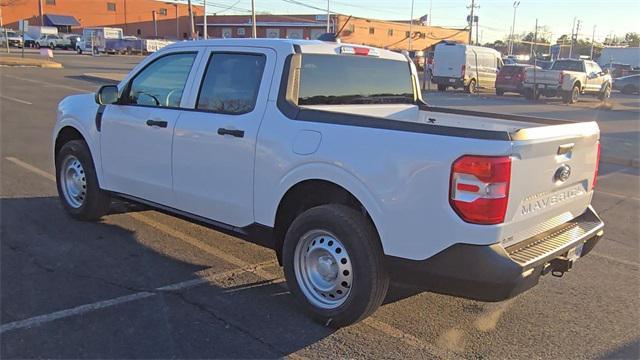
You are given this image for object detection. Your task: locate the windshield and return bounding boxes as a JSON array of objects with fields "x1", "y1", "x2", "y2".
[
  {"x1": 298, "y1": 54, "x2": 415, "y2": 105},
  {"x1": 551, "y1": 60, "x2": 584, "y2": 72}
]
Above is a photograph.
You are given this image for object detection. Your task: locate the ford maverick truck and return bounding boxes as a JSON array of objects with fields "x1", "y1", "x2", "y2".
[{"x1": 53, "y1": 39, "x2": 604, "y2": 327}]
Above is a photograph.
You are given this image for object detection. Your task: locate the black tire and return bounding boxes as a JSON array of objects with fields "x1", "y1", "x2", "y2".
[
  {"x1": 568, "y1": 85, "x2": 580, "y2": 104},
  {"x1": 598, "y1": 83, "x2": 611, "y2": 101},
  {"x1": 76, "y1": 47, "x2": 83, "y2": 54},
  {"x1": 55, "y1": 140, "x2": 111, "y2": 221},
  {"x1": 466, "y1": 79, "x2": 477, "y2": 94},
  {"x1": 283, "y1": 204, "x2": 389, "y2": 328},
  {"x1": 35, "y1": 42, "x2": 40, "y2": 49},
  {"x1": 437, "y1": 84, "x2": 447, "y2": 92},
  {"x1": 49, "y1": 43, "x2": 54, "y2": 49},
  {"x1": 496, "y1": 88, "x2": 505, "y2": 96}
]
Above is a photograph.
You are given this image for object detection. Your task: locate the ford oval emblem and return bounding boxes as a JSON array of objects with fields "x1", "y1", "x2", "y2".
[{"x1": 554, "y1": 164, "x2": 572, "y2": 183}]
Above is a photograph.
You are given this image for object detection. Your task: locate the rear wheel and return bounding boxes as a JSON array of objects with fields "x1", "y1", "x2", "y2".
[
  {"x1": 523, "y1": 88, "x2": 534, "y2": 100},
  {"x1": 283, "y1": 204, "x2": 389, "y2": 327},
  {"x1": 496, "y1": 88, "x2": 505, "y2": 96},
  {"x1": 562, "y1": 85, "x2": 580, "y2": 104},
  {"x1": 437, "y1": 84, "x2": 447, "y2": 92},
  {"x1": 56, "y1": 140, "x2": 111, "y2": 221},
  {"x1": 35, "y1": 42, "x2": 41, "y2": 49}
]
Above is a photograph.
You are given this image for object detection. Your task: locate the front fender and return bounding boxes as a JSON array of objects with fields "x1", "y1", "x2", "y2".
[{"x1": 53, "y1": 94, "x2": 103, "y2": 181}]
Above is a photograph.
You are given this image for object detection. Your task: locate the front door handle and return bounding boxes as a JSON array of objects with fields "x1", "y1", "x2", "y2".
[
  {"x1": 146, "y1": 119, "x2": 168, "y2": 128},
  {"x1": 217, "y1": 128, "x2": 244, "y2": 138}
]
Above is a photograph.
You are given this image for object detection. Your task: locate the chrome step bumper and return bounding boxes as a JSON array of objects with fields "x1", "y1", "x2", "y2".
[{"x1": 505, "y1": 206, "x2": 604, "y2": 268}]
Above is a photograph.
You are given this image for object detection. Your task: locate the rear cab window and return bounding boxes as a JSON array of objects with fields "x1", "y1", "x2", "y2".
[
  {"x1": 296, "y1": 53, "x2": 415, "y2": 106},
  {"x1": 551, "y1": 60, "x2": 585, "y2": 72}
]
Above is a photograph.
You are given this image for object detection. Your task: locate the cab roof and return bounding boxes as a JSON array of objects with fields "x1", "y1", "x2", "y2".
[{"x1": 165, "y1": 38, "x2": 407, "y2": 61}]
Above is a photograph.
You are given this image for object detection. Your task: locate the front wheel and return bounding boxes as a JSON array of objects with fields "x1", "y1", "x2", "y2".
[
  {"x1": 283, "y1": 204, "x2": 389, "y2": 327},
  {"x1": 466, "y1": 79, "x2": 477, "y2": 94},
  {"x1": 35, "y1": 42, "x2": 41, "y2": 49},
  {"x1": 56, "y1": 140, "x2": 111, "y2": 221},
  {"x1": 598, "y1": 83, "x2": 611, "y2": 101}
]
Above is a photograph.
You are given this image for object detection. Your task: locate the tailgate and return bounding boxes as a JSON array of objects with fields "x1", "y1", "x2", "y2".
[
  {"x1": 502, "y1": 121, "x2": 600, "y2": 246},
  {"x1": 524, "y1": 69, "x2": 560, "y2": 85}
]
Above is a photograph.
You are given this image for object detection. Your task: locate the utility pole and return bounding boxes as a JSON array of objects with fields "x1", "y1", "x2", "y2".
[
  {"x1": 408, "y1": 0, "x2": 414, "y2": 51},
  {"x1": 508, "y1": 1, "x2": 520, "y2": 55},
  {"x1": 533, "y1": 18, "x2": 538, "y2": 99},
  {"x1": 429, "y1": 0, "x2": 433, "y2": 26},
  {"x1": 152, "y1": 10, "x2": 158, "y2": 37},
  {"x1": 203, "y1": 0, "x2": 207, "y2": 39},
  {"x1": 38, "y1": 0, "x2": 44, "y2": 26},
  {"x1": 175, "y1": 3, "x2": 179, "y2": 39},
  {"x1": 569, "y1": 17, "x2": 576, "y2": 58},
  {"x1": 590, "y1": 25, "x2": 596, "y2": 59},
  {"x1": 188, "y1": 0, "x2": 195, "y2": 39},
  {"x1": 326, "y1": 0, "x2": 330, "y2": 32},
  {"x1": 467, "y1": 0, "x2": 476, "y2": 44},
  {"x1": 251, "y1": 0, "x2": 257, "y2": 38}
]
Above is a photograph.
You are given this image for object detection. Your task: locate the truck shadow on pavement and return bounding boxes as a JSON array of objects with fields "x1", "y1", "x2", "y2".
[{"x1": 1, "y1": 196, "x2": 338, "y2": 358}]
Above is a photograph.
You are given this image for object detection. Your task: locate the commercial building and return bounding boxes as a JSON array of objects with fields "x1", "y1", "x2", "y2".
[{"x1": 3, "y1": 0, "x2": 468, "y2": 50}]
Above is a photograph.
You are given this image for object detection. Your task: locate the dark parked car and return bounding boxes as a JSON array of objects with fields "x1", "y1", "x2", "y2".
[
  {"x1": 495, "y1": 64, "x2": 533, "y2": 96},
  {"x1": 612, "y1": 74, "x2": 640, "y2": 94},
  {"x1": 602, "y1": 63, "x2": 635, "y2": 78}
]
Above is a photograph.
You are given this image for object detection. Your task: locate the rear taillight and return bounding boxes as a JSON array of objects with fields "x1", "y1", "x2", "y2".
[
  {"x1": 516, "y1": 72, "x2": 523, "y2": 81},
  {"x1": 461, "y1": 64, "x2": 466, "y2": 78},
  {"x1": 450, "y1": 155, "x2": 512, "y2": 225},
  {"x1": 592, "y1": 142, "x2": 601, "y2": 190}
]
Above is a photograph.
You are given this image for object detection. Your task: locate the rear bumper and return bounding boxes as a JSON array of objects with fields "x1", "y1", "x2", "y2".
[
  {"x1": 432, "y1": 76, "x2": 466, "y2": 88},
  {"x1": 387, "y1": 206, "x2": 604, "y2": 301}
]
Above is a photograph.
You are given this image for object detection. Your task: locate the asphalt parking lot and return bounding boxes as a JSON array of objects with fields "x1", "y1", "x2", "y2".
[{"x1": 1, "y1": 52, "x2": 639, "y2": 359}]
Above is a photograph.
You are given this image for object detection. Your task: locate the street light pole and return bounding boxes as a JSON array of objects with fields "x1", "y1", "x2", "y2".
[
  {"x1": 203, "y1": 0, "x2": 207, "y2": 39},
  {"x1": 590, "y1": 25, "x2": 596, "y2": 59},
  {"x1": 326, "y1": 0, "x2": 330, "y2": 33},
  {"x1": 188, "y1": 0, "x2": 195, "y2": 39},
  {"x1": 251, "y1": 0, "x2": 257, "y2": 38},
  {"x1": 509, "y1": 1, "x2": 520, "y2": 55},
  {"x1": 408, "y1": 0, "x2": 414, "y2": 51}
]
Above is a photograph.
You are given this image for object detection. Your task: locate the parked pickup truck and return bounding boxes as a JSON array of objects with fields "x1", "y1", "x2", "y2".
[
  {"x1": 53, "y1": 39, "x2": 604, "y2": 327},
  {"x1": 35, "y1": 34, "x2": 72, "y2": 49},
  {"x1": 521, "y1": 59, "x2": 612, "y2": 103}
]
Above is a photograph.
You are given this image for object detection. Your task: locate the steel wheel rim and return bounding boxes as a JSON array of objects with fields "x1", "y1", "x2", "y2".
[
  {"x1": 60, "y1": 155, "x2": 87, "y2": 208},
  {"x1": 294, "y1": 230, "x2": 353, "y2": 309}
]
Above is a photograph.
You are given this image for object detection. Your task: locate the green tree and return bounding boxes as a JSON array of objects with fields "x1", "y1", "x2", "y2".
[{"x1": 624, "y1": 32, "x2": 640, "y2": 47}]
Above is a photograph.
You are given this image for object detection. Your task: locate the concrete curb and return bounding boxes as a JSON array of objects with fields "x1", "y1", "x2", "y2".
[{"x1": 0, "y1": 57, "x2": 62, "y2": 68}]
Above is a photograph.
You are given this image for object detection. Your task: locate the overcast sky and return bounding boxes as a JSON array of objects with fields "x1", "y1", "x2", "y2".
[{"x1": 182, "y1": 0, "x2": 640, "y2": 43}]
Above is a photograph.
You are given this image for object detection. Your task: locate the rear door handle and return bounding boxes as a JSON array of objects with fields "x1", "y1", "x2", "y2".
[
  {"x1": 217, "y1": 128, "x2": 244, "y2": 138},
  {"x1": 146, "y1": 119, "x2": 168, "y2": 128}
]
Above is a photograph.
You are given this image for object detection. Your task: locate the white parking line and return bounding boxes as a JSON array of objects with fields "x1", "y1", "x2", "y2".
[
  {"x1": 0, "y1": 95, "x2": 33, "y2": 105},
  {"x1": 0, "y1": 261, "x2": 278, "y2": 334},
  {"x1": 2, "y1": 74, "x2": 92, "y2": 93},
  {"x1": 5, "y1": 157, "x2": 56, "y2": 181}
]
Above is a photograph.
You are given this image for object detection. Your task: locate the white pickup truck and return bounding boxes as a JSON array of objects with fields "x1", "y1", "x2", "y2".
[
  {"x1": 53, "y1": 39, "x2": 604, "y2": 327},
  {"x1": 521, "y1": 58, "x2": 612, "y2": 103}
]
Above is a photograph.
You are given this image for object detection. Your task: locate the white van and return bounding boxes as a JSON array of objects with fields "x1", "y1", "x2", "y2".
[{"x1": 432, "y1": 42, "x2": 503, "y2": 93}]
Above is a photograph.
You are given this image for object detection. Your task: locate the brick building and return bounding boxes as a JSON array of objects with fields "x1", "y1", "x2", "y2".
[
  {"x1": 3, "y1": 0, "x2": 468, "y2": 50},
  {"x1": 3, "y1": 0, "x2": 204, "y2": 39}
]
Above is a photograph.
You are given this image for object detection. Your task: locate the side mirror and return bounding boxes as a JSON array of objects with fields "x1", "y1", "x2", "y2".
[
  {"x1": 588, "y1": 72, "x2": 598, "y2": 79},
  {"x1": 95, "y1": 85, "x2": 119, "y2": 105}
]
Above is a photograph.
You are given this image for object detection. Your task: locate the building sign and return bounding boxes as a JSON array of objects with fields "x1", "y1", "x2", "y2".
[
  {"x1": 237, "y1": 27, "x2": 245, "y2": 36},
  {"x1": 222, "y1": 28, "x2": 232, "y2": 38}
]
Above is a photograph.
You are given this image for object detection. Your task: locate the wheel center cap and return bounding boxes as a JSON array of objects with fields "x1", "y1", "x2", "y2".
[{"x1": 317, "y1": 255, "x2": 337, "y2": 280}]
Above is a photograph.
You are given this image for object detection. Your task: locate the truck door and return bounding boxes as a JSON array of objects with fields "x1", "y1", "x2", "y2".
[
  {"x1": 100, "y1": 50, "x2": 202, "y2": 206},
  {"x1": 171, "y1": 47, "x2": 275, "y2": 227}
]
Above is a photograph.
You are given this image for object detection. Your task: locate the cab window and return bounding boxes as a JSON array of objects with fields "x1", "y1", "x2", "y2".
[
  {"x1": 196, "y1": 53, "x2": 266, "y2": 114},
  {"x1": 125, "y1": 52, "x2": 196, "y2": 108}
]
